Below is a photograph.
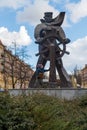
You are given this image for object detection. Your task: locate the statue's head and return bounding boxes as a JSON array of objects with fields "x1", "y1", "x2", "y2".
[{"x1": 44, "y1": 12, "x2": 53, "y2": 23}]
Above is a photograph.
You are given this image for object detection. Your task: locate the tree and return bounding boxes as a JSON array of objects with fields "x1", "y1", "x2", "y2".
[{"x1": 0, "y1": 42, "x2": 33, "y2": 89}]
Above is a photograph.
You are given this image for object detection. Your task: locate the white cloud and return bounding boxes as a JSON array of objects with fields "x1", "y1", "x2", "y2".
[
  {"x1": 66, "y1": 0, "x2": 87, "y2": 23},
  {"x1": 0, "y1": 26, "x2": 32, "y2": 46},
  {"x1": 0, "y1": 0, "x2": 29, "y2": 9},
  {"x1": 0, "y1": 0, "x2": 69, "y2": 27},
  {"x1": 17, "y1": 0, "x2": 59, "y2": 26},
  {"x1": 63, "y1": 36, "x2": 87, "y2": 73}
]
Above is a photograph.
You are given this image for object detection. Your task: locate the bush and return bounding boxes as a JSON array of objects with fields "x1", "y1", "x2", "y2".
[{"x1": 0, "y1": 93, "x2": 87, "y2": 130}]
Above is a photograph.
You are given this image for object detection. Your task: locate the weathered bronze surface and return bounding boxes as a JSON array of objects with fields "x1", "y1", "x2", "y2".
[{"x1": 29, "y1": 12, "x2": 72, "y2": 88}]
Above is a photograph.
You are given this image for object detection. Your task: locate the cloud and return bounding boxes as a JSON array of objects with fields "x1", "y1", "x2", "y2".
[
  {"x1": 0, "y1": 0, "x2": 29, "y2": 9},
  {"x1": 63, "y1": 36, "x2": 87, "y2": 73},
  {"x1": 0, "y1": 0, "x2": 69, "y2": 27},
  {"x1": 66, "y1": 0, "x2": 87, "y2": 23},
  {"x1": 0, "y1": 26, "x2": 32, "y2": 46},
  {"x1": 16, "y1": 0, "x2": 59, "y2": 26}
]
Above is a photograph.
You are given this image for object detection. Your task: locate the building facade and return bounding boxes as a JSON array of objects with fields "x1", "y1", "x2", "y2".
[
  {"x1": 0, "y1": 40, "x2": 34, "y2": 89},
  {"x1": 81, "y1": 64, "x2": 87, "y2": 88}
]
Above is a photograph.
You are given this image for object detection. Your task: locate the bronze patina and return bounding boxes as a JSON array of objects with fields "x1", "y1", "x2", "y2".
[{"x1": 29, "y1": 12, "x2": 72, "y2": 88}]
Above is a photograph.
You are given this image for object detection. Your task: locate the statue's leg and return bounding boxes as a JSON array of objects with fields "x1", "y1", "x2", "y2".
[
  {"x1": 55, "y1": 59, "x2": 72, "y2": 88},
  {"x1": 29, "y1": 56, "x2": 47, "y2": 88},
  {"x1": 36, "y1": 55, "x2": 47, "y2": 67}
]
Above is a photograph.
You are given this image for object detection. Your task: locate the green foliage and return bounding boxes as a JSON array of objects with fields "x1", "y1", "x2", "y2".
[{"x1": 0, "y1": 92, "x2": 87, "y2": 130}]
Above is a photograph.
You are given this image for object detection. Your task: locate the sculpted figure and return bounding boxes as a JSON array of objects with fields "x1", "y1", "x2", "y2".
[{"x1": 29, "y1": 12, "x2": 72, "y2": 88}]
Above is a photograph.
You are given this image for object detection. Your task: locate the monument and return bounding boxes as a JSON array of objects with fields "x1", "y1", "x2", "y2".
[{"x1": 29, "y1": 12, "x2": 73, "y2": 88}]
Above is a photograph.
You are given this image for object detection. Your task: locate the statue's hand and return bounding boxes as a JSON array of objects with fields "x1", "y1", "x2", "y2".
[{"x1": 63, "y1": 38, "x2": 71, "y2": 44}]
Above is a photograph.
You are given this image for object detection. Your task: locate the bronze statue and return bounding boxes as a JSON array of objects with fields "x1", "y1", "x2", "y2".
[{"x1": 29, "y1": 12, "x2": 73, "y2": 88}]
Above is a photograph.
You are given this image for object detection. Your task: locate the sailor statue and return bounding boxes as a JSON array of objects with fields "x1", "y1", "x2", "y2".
[{"x1": 29, "y1": 12, "x2": 72, "y2": 88}]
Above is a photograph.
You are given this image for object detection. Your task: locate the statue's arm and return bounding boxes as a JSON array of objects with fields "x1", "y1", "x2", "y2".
[
  {"x1": 34, "y1": 24, "x2": 45, "y2": 43},
  {"x1": 57, "y1": 26, "x2": 70, "y2": 44},
  {"x1": 34, "y1": 24, "x2": 53, "y2": 43}
]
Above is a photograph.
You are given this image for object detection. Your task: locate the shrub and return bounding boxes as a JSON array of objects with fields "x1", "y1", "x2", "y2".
[{"x1": 0, "y1": 93, "x2": 87, "y2": 130}]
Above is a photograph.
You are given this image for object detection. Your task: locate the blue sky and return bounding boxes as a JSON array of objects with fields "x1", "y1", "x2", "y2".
[{"x1": 0, "y1": 0, "x2": 87, "y2": 73}]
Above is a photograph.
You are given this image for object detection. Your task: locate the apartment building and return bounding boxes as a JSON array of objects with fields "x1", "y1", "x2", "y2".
[
  {"x1": 0, "y1": 40, "x2": 34, "y2": 89},
  {"x1": 81, "y1": 64, "x2": 87, "y2": 88}
]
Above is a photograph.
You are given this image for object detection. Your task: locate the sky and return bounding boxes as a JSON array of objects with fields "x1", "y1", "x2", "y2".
[{"x1": 0, "y1": 0, "x2": 87, "y2": 73}]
